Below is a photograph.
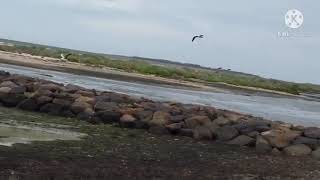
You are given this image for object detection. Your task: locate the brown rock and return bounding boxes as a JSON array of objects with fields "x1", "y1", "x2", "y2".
[
  {"x1": 261, "y1": 128, "x2": 302, "y2": 148},
  {"x1": 64, "y1": 84, "x2": 83, "y2": 93},
  {"x1": 149, "y1": 111, "x2": 171, "y2": 127},
  {"x1": 38, "y1": 83, "x2": 62, "y2": 92},
  {"x1": 0, "y1": 81, "x2": 18, "y2": 88},
  {"x1": 166, "y1": 123, "x2": 184, "y2": 134},
  {"x1": 227, "y1": 135, "x2": 255, "y2": 146},
  {"x1": 76, "y1": 90, "x2": 95, "y2": 97},
  {"x1": 256, "y1": 135, "x2": 272, "y2": 153},
  {"x1": 75, "y1": 96, "x2": 94, "y2": 105},
  {"x1": 311, "y1": 148, "x2": 320, "y2": 159},
  {"x1": 40, "y1": 103, "x2": 63, "y2": 115},
  {"x1": 36, "y1": 96, "x2": 53, "y2": 105},
  {"x1": 94, "y1": 101, "x2": 118, "y2": 112},
  {"x1": 271, "y1": 148, "x2": 281, "y2": 155},
  {"x1": 304, "y1": 127, "x2": 320, "y2": 139},
  {"x1": 120, "y1": 114, "x2": 137, "y2": 128},
  {"x1": 216, "y1": 126, "x2": 239, "y2": 141},
  {"x1": 283, "y1": 144, "x2": 312, "y2": 156},
  {"x1": 71, "y1": 101, "x2": 92, "y2": 114},
  {"x1": 184, "y1": 115, "x2": 211, "y2": 129},
  {"x1": 247, "y1": 131, "x2": 260, "y2": 138},
  {"x1": 193, "y1": 126, "x2": 212, "y2": 140},
  {"x1": 0, "y1": 94, "x2": 26, "y2": 107},
  {"x1": 77, "y1": 108, "x2": 94, "y2": 120},
  {"x1": 33, "y1": 89, "x2": 53, "y2": 97},
  {"x1": 136, "y1": 110, "x2": 153, "y2": 122},
  {"x1": 10, "y1": 86, "x2": 26, "y2": 94},
  {"x1": 53, "y1": 98, "x2": 72, "y2": 107},
  {"x1": 292, "y1": 136, "x2": 320, "y2": 150},
  {"x1": 17, "y1": 99, "x2": 38, "y2": 111},
  {"x1": 214, "y1": 117, "x2": 231, "y2": 126}
]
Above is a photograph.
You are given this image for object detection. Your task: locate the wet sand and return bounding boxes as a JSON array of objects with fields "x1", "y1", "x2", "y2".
[{"x1": 0, "y1": 107, "x2": 319, "y2": 180}]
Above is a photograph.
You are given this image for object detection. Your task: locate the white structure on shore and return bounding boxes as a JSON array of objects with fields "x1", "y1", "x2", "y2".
[{"x1": 60, "y1": 53, "x2": 66, "y2": 60}]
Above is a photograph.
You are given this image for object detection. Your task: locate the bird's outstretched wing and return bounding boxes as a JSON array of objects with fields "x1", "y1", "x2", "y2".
[{"x1": 192, "y1": 36, "x2": 198, "y2": 42}]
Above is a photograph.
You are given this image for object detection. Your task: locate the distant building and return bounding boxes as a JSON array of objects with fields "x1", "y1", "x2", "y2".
[{"x1": 60, "y1": 53, "x2": 66, "y2": 60}]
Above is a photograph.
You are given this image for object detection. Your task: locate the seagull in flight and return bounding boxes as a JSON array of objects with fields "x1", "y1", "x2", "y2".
[{"x1": 192, "y1": 35, "x2": 204, "y2": 42}]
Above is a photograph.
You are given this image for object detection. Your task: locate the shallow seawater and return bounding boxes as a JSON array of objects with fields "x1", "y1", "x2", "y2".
[
  {"x1": 1, "y1": 63, "x2": 320, "y2": 127},
  {"x1": 0, "y1": 123, "x2": 86, "y2": 147}
]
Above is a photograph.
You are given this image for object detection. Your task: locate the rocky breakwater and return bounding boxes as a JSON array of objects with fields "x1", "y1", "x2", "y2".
[{"x1": 0, "y1": 70, "x2": 320, "y2": 158}]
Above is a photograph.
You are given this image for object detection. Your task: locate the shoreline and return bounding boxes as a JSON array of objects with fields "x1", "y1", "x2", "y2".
[
  {"x1": 0, "y1": 51, "x2": 309, "y2": 100},
  {"x1": 0, "y1": 69, "x2": 320, "y2": 158}
]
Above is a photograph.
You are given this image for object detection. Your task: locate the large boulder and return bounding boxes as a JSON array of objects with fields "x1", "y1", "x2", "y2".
[
  {"x1": 36, "y1": 96, "x2": 53, "y2": 105},
  {"x1": 311, "y1": 148, "x2": 320, "y2": 159},
  {"x1": 94, "y1": 101, "x2": 118, "y2": 112},
  {"x1": 33, "y1": 89, "x2": 53, "y2": 97},
  {"x1": 283, "y1": 144, "x2": 312, "y2": 156},
  {"x1": 193, "y1": 126, "x2": 212, "y2": 140},
  {"x1": 0, "y1": 81, "x2": 18, "y2": 88},
  {"x1": 184, "y1": 115, "x2": 211, "y2": 129},
  {"x1": 166, "y1": 123, "x2": 184, "y2": 134},
  {"x1": 261, "y1": 128, "x2": 301, "y2": 148},
  {"x1": 214, "y1": 117, "x2": 231, "y2": 126},
  {"x1": 64, "y1": 84, "x2": 83, "y2": 93},
  {"x1": 0, "y1": 87, "x2": 11, "y2": 94},
  {"x1": 170, "y1": 115, "x2": 185, "y2": 123},
  {"x1": 10, "y1": 86, "x2": 26, "y2": 94},
  {"x1": 215, "y1": 126, "x2": 239, "y2": 141},
  {"x1": 75, "y1": 96, "x2": 94, "y2": 105},
  {"x1": 75, "y1": 90, "x2": 95, "y2": 97},
  {"x1": 204, "y1": 122, "x2": 220, "y2": 136},
  {"x1": 70, "y1": 101, "x2": 92, "y2": 114},
  {"x1": 120, "y1": 114, "x2": 137, "y2": 128},
  {"x1": 255, "y1": 135, "x2": 272, "y2": 153},
  {"x1": 136, "y1": 110, "x2": 153, "y2": 122},
  {"x1": 233, "y1": 121, "x2": 270, "y2": 135},
  {"x1": 304, "y1": 127, "x2": 320, "y2": 139},
  {"x1": 0, "y1": 94, "x2": 26, "y2": 107},
  {"x1": 38, "y1": 83, "x2": 62, "y2": 92},
  {"x1": 292, "y1": 136, "x2": 320, "y2": 150},
  {"x1": 77, "y1": 108, "x2": 94, "y2": 120},
  {"x1": 40, "y1": 103, "x2": 63, "y2": 115},
  {"x1": 17, "y1": 99, "x2": 38, "y2": 111},
  {"x1": 95, "y1": 111, "x2": 121, "y2": 124},
  {"x1": 227, "y1": 135, "x2": 255, "y2": 146},
  {"x1": 218, "y1": 110, "x2": 244, "y2": 123},
  {"x1": 52, "y1": 98, "x2": 72, "y2": 108},
  {"x1": 148, "y1": 111, "x2": 171, "y2": 127},
  {"x1": 109, "y1": 93, "x2": 134, "y2": 103}
]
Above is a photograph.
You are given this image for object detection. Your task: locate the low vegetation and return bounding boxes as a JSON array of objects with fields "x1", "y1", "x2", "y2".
[{"x1": 1, "y1": 44, "x2": 320, "y2": 95}]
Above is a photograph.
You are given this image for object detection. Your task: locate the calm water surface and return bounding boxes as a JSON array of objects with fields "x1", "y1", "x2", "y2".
[{"x1": 1, "y1": 63, "x2": 319, "y2": 127}]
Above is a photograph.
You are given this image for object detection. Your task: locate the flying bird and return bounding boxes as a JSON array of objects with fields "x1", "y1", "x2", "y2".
[{"x1": 192, "y1": 35, "x2": 204, "y2": 42}]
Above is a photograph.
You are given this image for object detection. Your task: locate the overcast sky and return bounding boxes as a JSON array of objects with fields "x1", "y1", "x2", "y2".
[{"x1": 0, "y1": 0, "x2": 319, "y2": 84}]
